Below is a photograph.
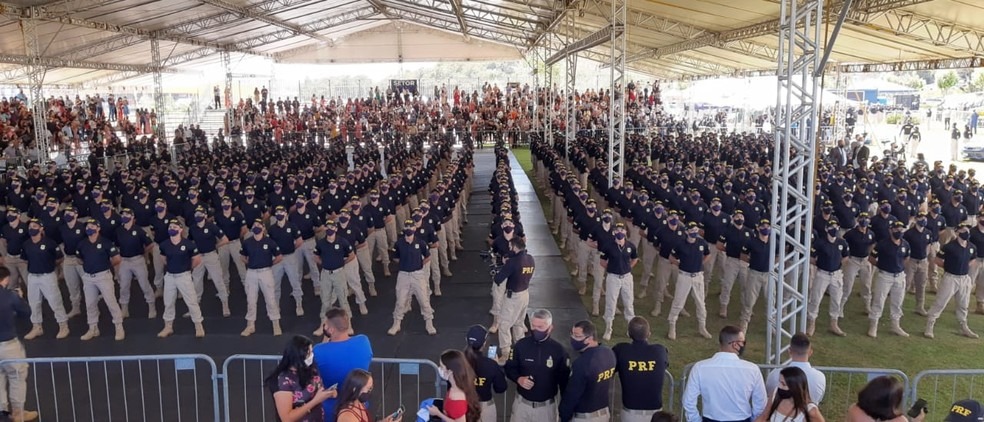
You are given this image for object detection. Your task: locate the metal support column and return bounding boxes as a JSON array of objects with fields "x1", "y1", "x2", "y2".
[
  {"x1": 221, "y1": 50, "x2": 232, "y2": 109},
  {"x1": 150, "y1": 38, "x2": 167, "y2": 142},
  {"x1": 767, "y1": 0, "x2": 823, "y2": 365},
  {"x1": 564, "y1": 11, "x2": 577, "y2": 160},
  {"x1": 607, "y1": 0, "x2": 626, "y2": 182},
  {"x1": 21, "y1": 7, "x2": 48, "y2": 164},
  {"x1": 545, "y1": 44, "x2": 554, "y2": 148}
]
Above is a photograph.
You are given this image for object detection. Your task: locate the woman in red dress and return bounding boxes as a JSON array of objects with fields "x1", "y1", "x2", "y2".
[{"x1": 428, "y1": 350, "x2": 481, "y2": 422}]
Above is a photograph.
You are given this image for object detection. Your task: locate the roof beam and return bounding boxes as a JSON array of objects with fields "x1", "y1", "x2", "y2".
[
  {"x1": 392, "y1": 7, "x2": 530, "y2": 47},
  {"x1": 853, "y1": 9, "x2": 984, "y2": 55},
  {"x1": 197, "y1": 0, "x2": 335, "y2": 44},
  {"x1": 0, "y1": 53, "x2": 171, "y2": 74},
  {"x1": 544, "y1": 25, "x2": 620, "y2": 65},
  {"x1": 78, "y1": 70, "x2": 146, "y2": 88},
  {"x1": 837, "y1": 56, "x2": 984, "y2": 72},
  {"x1": 448, "y1": 0, "x2": 470, "y2": 40},
  {"x1": 529, "y1": 0, "x2": 584, "y2": 50},
  {"x1": 625, "y1": 0, "x2": 933, "y2": 65}
]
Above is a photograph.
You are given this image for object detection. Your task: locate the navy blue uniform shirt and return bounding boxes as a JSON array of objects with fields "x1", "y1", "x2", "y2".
[
  {"x1": 559, "y1": 345, "x2": 617, "y2": 422},
  {"x1": 871, "y1": 239, "x2": 910, "y2": 274},
  {"x1": 672, "y1": 237, "x2": 710, "y2": 273},
  {"x1": 267, "y1": 221, "x2": 301, "y2": 255},
  {"x1": 612, "y1": 340, "x2": 669, "y2": 411},
  {"x1": 21, "y1": 237, "x2": 62, "y2": 274},
  {"x1": 844, "y1": 227, "x2": 876, "y2": 258},
  {"x1": 903, "y1": 227, "x2": 932, "y2": 260},
  {"x1": 159, "y1": 238, "x2": 199, "y2": 274},
  {"x1": 0, "y1": 287, "x2": 29, "y2": 342},
  {"x1": 187, "y1": 222, "x2": 225, "y2": 254},
  {"x1": 314, "y1": 236, "x2": 352, "y2": 271},
  {"x1": 214, "y1": 211, "x2": 246, "y2": 241},
  {"x1": 1, "y1": 223, "x2": 28, "y2": 256},
  {"x1": 504, "y1": 336, "x2": 570, "y2": 402},
  {"x1": 392, "y1": 236, "x2": 429, "y2": 272},
  {"x1": 493, "y1": 250, "x2": 535, "y2": 292},
  {"x1": 77, "y1": 236, "x2": 120, "y2": 274},
  {"x1": 743, "y1": 236, "x2": 771, "y2": 272},
  {"x1": 811, "y1": 236, "x2": 850, "y2": 272},
  {"x1": 115, "y1": 225, "x2": 152, "y2": 258},
  {"x1": 601, "y1": 240, "x2": 637, "y2": 276},
  {"x1": 721, "y1": 224, "x2": 751, "y2": 258},
  {"x1": 939, "y1": 239, "x2": 976, "y2": 276},
  {"x1": 59, "y1": 221, "x2": 86, "y2": 256},
  {"x1": 240, "y1": 235, "x2": 280, "y2": 269}
]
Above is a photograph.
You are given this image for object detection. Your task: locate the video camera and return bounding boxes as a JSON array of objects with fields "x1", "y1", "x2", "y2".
[{"x1": 479, "y1": 249, "x2": 504, "y2": 276}]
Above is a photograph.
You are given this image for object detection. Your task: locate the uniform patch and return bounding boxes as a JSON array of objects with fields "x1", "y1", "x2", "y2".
[
  {"x1": 181, "y1": 245, "x2": 186, "y2": 251},
  {"x1": 546, "y1": 356, "x2": 554, "y2": 368},
  {"x1": 335, "y1": 244, "x2": 340, "y2": 250},
  {"x1": 699, "y1": 245, "x2": 704, "y2": 251},
  {"x1": 204, "y1": 229, "x2": 209, "y2": 234},
  {"x1": 263, "y1": 244, "x2": 268, "y2": 250},
  {"x1": 97, "y1": 244, "x2": 102, "y2": 249},
  {"x1": 414, "y1": 244, "x2": 420, "y2": 249},
  {"x1": 40, "y1": 244, "x2": 45, "y2": 250}
]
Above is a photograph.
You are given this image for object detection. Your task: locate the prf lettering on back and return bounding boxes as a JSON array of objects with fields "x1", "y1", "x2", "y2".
[
  {"x1": 521, "y1": 266, "x2": 534, "y2": 275},
  {"x1": 597, "y1": 368, "x2": 615, "y2": 382},
  {"x1": 475, "y1": 377, "x2": 486, "y2": 387},
  {"x1": 627, "y1": 360, "x2": 659, "y2": 371}
]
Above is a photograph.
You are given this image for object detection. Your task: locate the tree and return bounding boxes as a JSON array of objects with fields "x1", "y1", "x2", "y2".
[
  {"x1": 967, "y1": 70, "x2": 984, "y2": 93},
  {"x1": 938, "y1": 71, "x2": 959, "y2": 95}
]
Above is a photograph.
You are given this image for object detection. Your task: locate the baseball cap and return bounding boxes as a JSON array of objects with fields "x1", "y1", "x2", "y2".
[
  {"x1": 945, "y1": 399, "x2": 984, "y2": 422},
  {"x1": 466, "y1": 325, "x2": 488, "y2": 348}
]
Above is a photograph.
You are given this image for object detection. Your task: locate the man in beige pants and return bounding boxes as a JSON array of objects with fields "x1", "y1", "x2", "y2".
[
  {"x1": 313, "y1": 220, "x2": 356, "y2": 336},
  {"x1": 387, "y1": 221, "x2": 437, "y2": 335},
  {"x1": 925, "y1": 223, "x2": 979, "y2": 339},
  {"x1": 0, "y1": 266, "x2": 39, "y2": 421}
]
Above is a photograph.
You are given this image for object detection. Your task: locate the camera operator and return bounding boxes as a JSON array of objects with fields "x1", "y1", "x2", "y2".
[
  {"x1": 493, "y1": 237, "x2": 535, "y2": 363},
  {"x1": 0, "y1": 267, "x2": 38, "y2": 421}
]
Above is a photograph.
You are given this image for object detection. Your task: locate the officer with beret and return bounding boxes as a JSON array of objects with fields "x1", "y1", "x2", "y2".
[
  {"x1": 157, "y1": 219, "x2": 205, "y2": 338},
  {"x1": 239, "y1": 219, "x2": 283, "y2": 337}
]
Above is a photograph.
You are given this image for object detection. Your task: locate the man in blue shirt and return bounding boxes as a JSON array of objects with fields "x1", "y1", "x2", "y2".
[
  {"x1": 868, "y1": 220, "x2": 911, "y2": 338},
  {"x1": 20, "y1": 218, "x2": 69, "y2": 340},
  {"x1": 157, "y1": 219, "x2": 205, "y2": 338},
  {"x1": 57, "y1": 206, "x2": 85, "y2": 319},
  {"x1": 925, "y1": 223, "x2": 979, "y2": 339},
  {"x1": 718, "y1": 210, "x2": 750, "y2": 319},
  {"x1": 239, "y1": 219, "x2": 283, "y2": 337},
  {"x1": 76, "y1": 219, "x2": 125, "y2": 341},
  {"x1": 115, "y1": 208, "x2": 155, "y2": 319},
  {"x1": 667, "y1": 222, "x2": 712, "y2": 340},
  {"x1": 808, "y1": 219, "x2": 850, "y2": 337},
  {"x1": 314, "y1": 220, "x2": 355, "y2": 332},
  {"x1": 0, "y1": 266, "x2": 38, "y2": 421},
  {"x1": 268, "y1": 205, "x2": 304, "y2": 315},
  {"x1": 291, "y1": 195, "x2": 322, "y2": 296},
  {"x1": 387, "y1": 219, "x2": 436, "y2": 335},
  {"x1": 739, "y1": 219, "x2": 772, "y2": 333},
  {"x1": 313, "y1": 307, "x2": 373, "y2": 421},
  {"x1": 599, "y1": 223, "x2": 638, "y2": 341},
  {"x1": 1, "y1": 208, "x2": 29, "y2": 291},
  {"x1": 187, "y1": 205, "x2": 230, "y2": 316}
]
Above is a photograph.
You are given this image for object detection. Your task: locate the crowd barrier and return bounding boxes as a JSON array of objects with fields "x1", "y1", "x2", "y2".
[{"x1": 2, "y1": 353, "x2": 981, "y2": 421}]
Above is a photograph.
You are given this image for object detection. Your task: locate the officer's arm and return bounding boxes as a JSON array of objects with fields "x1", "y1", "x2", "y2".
[
  {"x1": 344, "y1": 251, "x2": 356, "y2": 264},
  {"x1": 557, "y1": 362, "x2": 582, "y2": 422},
  {"x1": 491, "y1": 363, "x2": 507, "y2": 394},
  {"x1": 191, "y1": 254, "x2": 202, "y2": 269},
  {"x1": 556, "y1": 348, "x2": 571, "y2": 395},
  {"x1": 493, "y1": 258, "x2": 513, "y2": 285},
  {"x1": 293, "y1": 235, "x2": 303, "y2": 250},
  {"x1": 503, "y1": 347, "x2": 520, "y2": 382},
  {"x1": 216, "y1": 235, "x2": 229, "y2": 248}
]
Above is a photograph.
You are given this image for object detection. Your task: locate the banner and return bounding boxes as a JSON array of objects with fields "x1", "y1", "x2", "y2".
[{"x1": 390, "y1": 79, "x2": 418, "y2": 95}]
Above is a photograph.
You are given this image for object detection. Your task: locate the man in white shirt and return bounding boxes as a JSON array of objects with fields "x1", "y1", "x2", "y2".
[
  {"x1": 764, "y1": 333, "x2": 826, "y2": 404},
  {"x1": 683, "y1": 325, "x2": 766, "y2": 422}
]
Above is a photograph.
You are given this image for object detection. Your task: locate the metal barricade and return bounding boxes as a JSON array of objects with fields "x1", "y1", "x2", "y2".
[
  {"x1": 680, "y1": 362, "x2": 908, "y2": 420},
  {"x1": 0, "y1": 353, "x2": 220, "y2": 422},
  {"x1": 221, "y1": 355, "x2": 442, "y2": 422},
  {"x1": 494, "y1": 370, "x2": 674, "y2": 422},
  {"x1": 911, "y1": 370, "x2": 984, "y2": 415}
]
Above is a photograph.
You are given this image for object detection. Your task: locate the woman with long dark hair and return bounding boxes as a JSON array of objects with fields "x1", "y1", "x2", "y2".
[
  {"x1": 846, "y1": 376, "x2": 924, "y2": 422},
  {"x1": 265, "y1": 335, "x2": 335, "y2": 422},
  {"x1": 428, "y1": 350, "x2": 481, "y2": 422},
  {"x1": 334, "y1": 369, "x2": 403, "y2": 422},
  {"x1": 754, "y1": 367, "x2": 824, "y2": 422}
]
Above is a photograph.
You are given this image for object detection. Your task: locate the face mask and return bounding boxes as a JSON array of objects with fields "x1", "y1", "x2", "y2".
[
  {"x1": 734, "y1": 219, "x2": 744, "y2": 226},
  {"x1": 759, "y1": 228, "x2": 771, "y2": 236},
  {"x1": 121, "y1": 216, "x2": 132, "y2": 224},
  {"x1": 602, "y1": 216, "x2": 612, "y2": 223},
  {"x1": 296, "y1": 201, "x2": 305, "y2": 208},
  {"x1": 669, "y1": 217, "x2": 679, "y2": 225},
  {"x1": 880, "y1": 205, "x2": 891, "y2": 213},
  {"x1": 27, "y1": 228, "x2": 39, "y2": 237},
  {"x1": 859, "y1": 219, "x2": 869, "y2": 227},
  {"x1": 711, "y1": 204, "x2": 722, "y2": 212},
  {"x1": 412, "y1": 215, "x2": 422, "y2": 223},
  {"x1": 155, "y1": 205, "x2": 165, "y2": 213},
  {"x1": 252, "y1": 227, "x2": 263, "y2": 235},
  {"x1": 194, "y1": 215, "x2": 205, "y2": 223},
  {"x1": 826, "y1": 227, "x2": 838, "y2": 237},
  {"x1": 339, "y1": 216, "x2": 350, "y2": 224},
  {"x1": 615, "y1": 232, "x2": 626, "y2": 240},
  {"x1": 917, "y1": 219, "x2": 927, "y2": 227},
  {"x1": 775, "y1": 388, "x2": 793, "y2": 400},
  {"x1": 747, "y1": 195, "x2": 756, "y2": 202},
  {"x1": 100, "y1": 205, "x2": 111, "y2": 213},
  {"x1": 736, "y1": 342, "x2": 746, "y2": 356},
  {"x1": 688, "y1": 231, "x2": 698, "y2": 238},
  {"x1": 64, "y1": 214, "x2": 75, "y2": 223},
  {"x1": 822, "y1": 207, "x2": 832, "y2": 213},
  {"x1": 403, "y1": 229, "x2": 415, "y2": 237},
  {"x1": 439, "y1": 368, "x2": 450, "y2": 381},
  {"x1": 960, "y1": 231, "x2": 971, "y2": 240},
  {"x1": 167, "y1": 228, "x2": 181, "y2": 237},
  {"x1": 85, "y1": 228, "x2": 97, "y2": 236},
  {"x1": 891, "y1": 231, "x2": 903, "y2": 240},
  {"x1": 5, "y1": 214, "x2": 16, "y2": 223},
  {"x1": 570, "y1": 337, "x2": 588, "y2": 352},
  {"x1": 188, "y1": 193, "x2": 197, "y2": 200},
  {"x1": 933, "y1": 206, "x2": 942, "y2": 214},
  {"x1": 304, "y1": 354, "x2": 314, "y2": 367},
  {"x1": 956, "y1": 196, "x2": 964, "y2": 202},
  {"x1": 532, "y1": 329, "x2": 549, "y2": 342},
  {"x1": 358, "y1": 392, "x2": 371, "y2": 403},
  {"x1": 222, "y1": 204, "x2": 232, "y2": 211},
  {"x1": 503, "y1": 226, "x2": 514, "y2": 234}
]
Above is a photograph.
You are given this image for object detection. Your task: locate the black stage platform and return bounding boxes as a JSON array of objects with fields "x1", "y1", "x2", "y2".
[{"x1": 16, "y1": 148, "x2": 586, "y2": 421}]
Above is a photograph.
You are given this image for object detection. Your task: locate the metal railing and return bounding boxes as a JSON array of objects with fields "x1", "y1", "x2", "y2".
[
  {"x1": 0, "y1": 354, "x2": 220, "y2": 422},
  {"x1": 911, "y1": 370, "x2": 984, "y2": 417},
  {"x1": 220, "y1": 354, "x2": 442, "y2": 422}
]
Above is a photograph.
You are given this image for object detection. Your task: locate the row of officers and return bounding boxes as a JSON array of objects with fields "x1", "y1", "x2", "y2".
[{"x1": 464, "y1": 311, "x2": 670, "y2": 422}]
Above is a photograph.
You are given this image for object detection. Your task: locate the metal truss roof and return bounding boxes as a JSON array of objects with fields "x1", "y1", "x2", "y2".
[{"x1": 0, "y1": 0, "x2": 980, "y2": 85}]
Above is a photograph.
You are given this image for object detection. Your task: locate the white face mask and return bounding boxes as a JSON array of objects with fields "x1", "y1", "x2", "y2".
[
  {"x1": 439, "y1": 368, "x2": 450, "y2": 380},
  {"x1": 304, "y1": 354, "x2": 314, "y2": 367}
]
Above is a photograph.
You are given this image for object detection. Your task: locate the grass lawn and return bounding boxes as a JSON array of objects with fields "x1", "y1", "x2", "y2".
[{"x1": 510, "y1": 147, "x2": 984, "y2": 417}]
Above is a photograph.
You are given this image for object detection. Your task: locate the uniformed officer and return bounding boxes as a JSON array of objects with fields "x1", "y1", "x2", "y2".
[
  {"x1": 187, "y1": 206, "x2": 231, "y2": 317},
  {"x1": 313, "y1": 220, "x2": 356, "y2": 334},
  {"x1": 290, "y1": 195, "x2": 323, "y2": 290},
  {"x1": 904, "y1": 212, "x2": 934, "y2": 316},
  {"x1": 841, "y1": 212, "x2": 877, "y2": 317},
  {"x1": 115, "y1": 208, "x2": 156, "y2": 319},
  {"x1": 489, "y1": 216, "x2": 520, "y2": 331},
  {"x1": 1, "y1": 208, "x2": 29, "y2": 291},
  {"x1": 364, "y1": 189, "x2": 392, "y2": 277},
  {"x1": 739, "y1": 219, "x2": 772, "y2": 332},
  {"x1": 600, "y1": 223, "x2": 638, "y2": 341},
  {"x1": 808, "y1": 219, "x2": 849, "y2": 337},
  {"x1": 701, "y1": 198, "x2": 730, "y2": 285},
  {"x1": 215, "y1": 196, "x2": 248, "y2": 293},
  {"x1": 559, "y1": 320, "x2": 616, "y2": 422},
  {"x1": 504, "y1": 309, "x2": 570, "y2": 422},
  {"x1": 348, "y1": 198, "x2": 380, "y2": 296},
  {"x1": 650, "y1": 211, "x2": 685, "y2": 317},
  {"x1": 613, "y1": 317, "x2": 669, "y2": 422},
  {"x1": 492, "y1": 237, "x2": 535, "y2": 361},
  {"x1": 157, "y1": 219, "x2": 205, "y2": 338},
  {"x1": 20, "y1": 219, "x2": 69, "y2": 340},
  {"x1": 57, "y1": 206, "x2": 84, "y2": 318},
  {"x1": 267, "y1": 205, "x2": 304, "y2": 314},
  {"x1": 239, "y1": 219, "x2": 283, "y2": 337},
  {"x1": 387, "y1": 219, "x2": 436, "y2": 335},
  {"x1": 925, "y1": 223, "x2": 979, "y2": 339},
  {"x1": 667, "y1": 222, "x2": 712, "y2": 340},
  {"x1": 337, "y1": 207, "x2": 369, "y2": 312},
  {"x1": 464, "y1": 324, "x2": 507, "y2": 422},
  {"x1": 718, "y1": 210, "x2": 750, "y2": 319},
  {"x1": 969, "y1": 214, "x2": 984, "y2": 314},
  {"x1": 76, "y1": 219, "x2": 125, "y2": 341},
  {"x1": 868, "y1": 220, "x2": 911, "y2": 338}
]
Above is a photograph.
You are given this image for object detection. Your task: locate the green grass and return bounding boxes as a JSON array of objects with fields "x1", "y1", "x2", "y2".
[{"x1": 510, "y1": 147, "x2": 984, "y2": 417}]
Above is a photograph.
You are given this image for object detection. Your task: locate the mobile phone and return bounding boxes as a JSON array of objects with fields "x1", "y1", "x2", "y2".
[
  {"x1": 487, "y1": 345, "x2": 498, "y2": 359},
  {"x1": 328, "y1": 383, "x2": 338, "y2": 390},
  {"x1": 907, "y1": 398, "x2": 927, "y2": 418},
  {"x1": 389, "y1": 405, "x2": 405, "y2": 419}
]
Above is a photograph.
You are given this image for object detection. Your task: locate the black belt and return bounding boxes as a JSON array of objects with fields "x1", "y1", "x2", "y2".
[{"x1": 323, "y1": 267, "x2": 344, "y2": 274}]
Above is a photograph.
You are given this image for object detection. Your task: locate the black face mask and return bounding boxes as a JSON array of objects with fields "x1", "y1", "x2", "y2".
[
  {"x1": 358, "y1": 392, "x2": 370, "y2": 403},
  {"x1": 775, "y1": 388, "x2": 793, "y2": 400}
]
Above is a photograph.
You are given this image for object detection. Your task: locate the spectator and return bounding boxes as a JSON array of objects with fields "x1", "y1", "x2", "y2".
[
  {"x1": 265, "y1": 335, "x2": 334, "y2": 422},
  {"x1": 754, "y1": 367, "x2": 824, "y2": 422},
  {"x1": 650, "y1": 411, "x2": 678, "y2": 422},
  {"x1": 334, "y1": 369, "x2": 402, "y2": 422},
  {"x1": 313, "y1": 308, "x2": 373, "y2": 422},
  {"x1": 845, "y1": 376, "x2": 923, "y2": 422},
  {"x1": 428, "y1": 350, "x2": 480, "y2": 422},
  {"x1": 682, "y1": 325, "x2": 766, "y2": 422},
  {"x1": 764, "y1": 333, "x2": 826, "y2": 403}
]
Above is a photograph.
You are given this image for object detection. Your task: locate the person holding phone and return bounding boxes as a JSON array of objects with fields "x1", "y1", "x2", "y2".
[
  {"x1": 266, "y1": 335, "x2": 334, "y2": 422},
  {"x1": 335, "y1": 368, "x2": 403, "y2": 422},
  {"x1": 462, "y1": 325, "x2": 506, "y2": 422},
  {"x1": 429, "y1": 350, "x2": 481, "y2": 422}
]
